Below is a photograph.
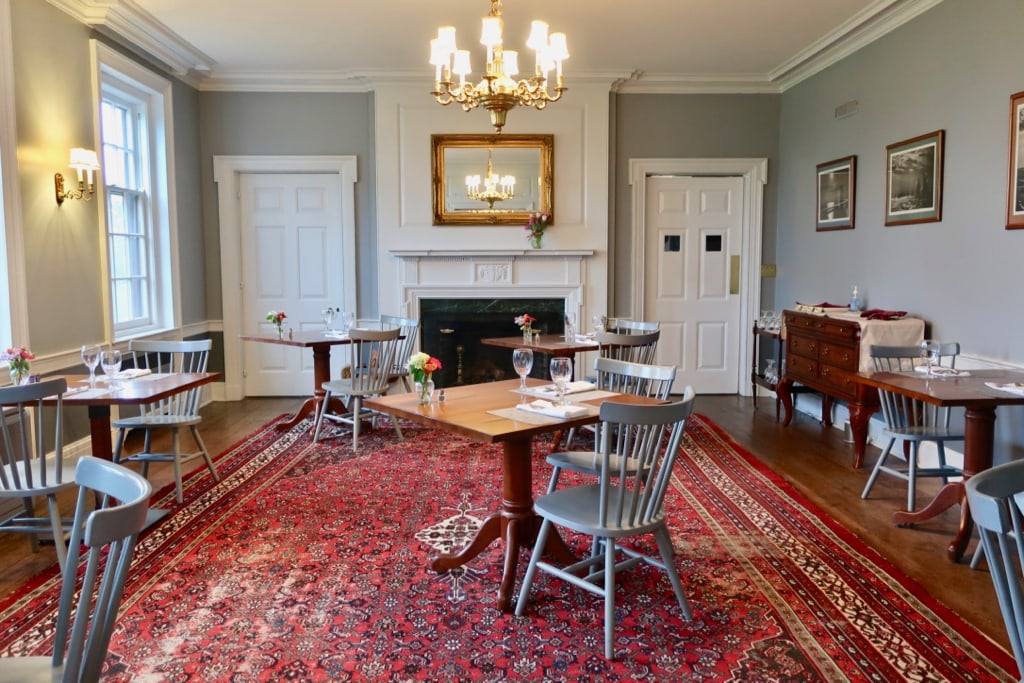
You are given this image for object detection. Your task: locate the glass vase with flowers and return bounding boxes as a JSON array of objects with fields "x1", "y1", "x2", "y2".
[
  {"x1": 524, "y1": 212, "x2": 550, "y2": 249},
  {"x1": 266, "y1": 310, "x2": 287, "y2": 339},
  {"x1": 408, "y1": 352, "x2": 443, "y2": 405},
  {"x1": 515, "y1": 313, "x2": 537, "y2": 344},
  {"x1": 3, "y1": 346, "x2": 34, "y2": 386}
]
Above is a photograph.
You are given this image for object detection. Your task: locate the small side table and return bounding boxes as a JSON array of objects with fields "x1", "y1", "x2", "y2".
[{"x1": 751, "y1": 323, "x2": 783, "y2": 421}]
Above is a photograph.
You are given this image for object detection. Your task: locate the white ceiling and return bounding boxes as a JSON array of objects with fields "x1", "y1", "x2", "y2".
[{"x1": 54, "y1": 0, "x2": 942, "y2": 92}]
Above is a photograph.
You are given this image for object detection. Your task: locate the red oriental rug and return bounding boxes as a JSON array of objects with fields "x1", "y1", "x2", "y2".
[{"x1": 0, "y1": 414, "x2": 1017, "y2": 681}]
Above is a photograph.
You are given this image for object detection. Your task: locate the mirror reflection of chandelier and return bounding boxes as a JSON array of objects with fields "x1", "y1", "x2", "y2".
[
  {"x1": 429, "y1": 0, "x2": 568, "y2": 133},
  {"x1": 466, "y1": 149, "x2": 516, "y2": 208}
]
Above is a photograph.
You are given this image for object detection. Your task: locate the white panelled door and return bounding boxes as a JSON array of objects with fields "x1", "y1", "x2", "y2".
[
  {"x1": 241, "y1": 173, "x2": 344, "y2": 396},
  {"x1": 645, "y1": 176, "x2": 744, "y2": 394}
]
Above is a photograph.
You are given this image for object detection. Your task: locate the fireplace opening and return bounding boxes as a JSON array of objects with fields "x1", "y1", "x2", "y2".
[{"x1": 420, "y1": 298, "x2": 567, "y2": 387}]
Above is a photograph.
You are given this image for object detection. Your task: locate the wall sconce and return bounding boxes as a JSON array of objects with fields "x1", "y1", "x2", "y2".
[{"x1": 55, "y1": 148, "x2": 101, "y2": 205}]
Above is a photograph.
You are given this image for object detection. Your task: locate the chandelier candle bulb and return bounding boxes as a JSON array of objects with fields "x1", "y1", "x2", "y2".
[{"x1": 429, "y1": 0, "x2": 568, "y2": 132}]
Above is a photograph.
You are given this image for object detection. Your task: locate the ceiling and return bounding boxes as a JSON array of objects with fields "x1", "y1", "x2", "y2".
[{"x1": 56, "y1": 0, "x2": 941, "y2": 92}]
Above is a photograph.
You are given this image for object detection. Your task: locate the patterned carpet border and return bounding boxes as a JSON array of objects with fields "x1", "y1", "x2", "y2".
[{"x1": 0, "y1": 412, "x2": 1017, "y2": 682}]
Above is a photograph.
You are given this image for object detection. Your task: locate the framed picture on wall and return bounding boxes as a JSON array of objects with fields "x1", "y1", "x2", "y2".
[
  {"x1": 885, "y1": 130, "x2": 944, "y2": 226},
  {"x1": 815, "y1": 155, "x2": 856, "y2": 231},
  {"x1": 1006, "y1": 91, "x2": 1024, "y2": 229}
]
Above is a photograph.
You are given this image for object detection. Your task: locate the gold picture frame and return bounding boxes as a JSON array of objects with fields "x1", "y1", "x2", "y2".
[{"x1": 431, "y1": 133, "x2": 553, "y2": 226}]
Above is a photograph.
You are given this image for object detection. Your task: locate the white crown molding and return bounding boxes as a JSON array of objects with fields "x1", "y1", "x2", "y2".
[
  {"x1": 770, "y1": 0, "x2": 944, "y2": 91},
  {"x1": 198, "y1": 71, "x2": 373, "y2": 93},
  {"x1": 46, "y1": 0, "x2": 214, "y2": 80},
  {"x1": 49, "y1": 0, "x2": 942, "y2": 95}
]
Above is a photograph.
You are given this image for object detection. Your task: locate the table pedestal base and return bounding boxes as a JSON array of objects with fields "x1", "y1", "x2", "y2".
[{"x1": 428, "y1": 438, "x2": 574, "y2": 611}]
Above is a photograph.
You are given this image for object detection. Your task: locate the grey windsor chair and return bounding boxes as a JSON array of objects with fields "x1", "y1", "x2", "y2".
[{"x1": 516, "y1": 396, "x2": 696, "y2": 660}]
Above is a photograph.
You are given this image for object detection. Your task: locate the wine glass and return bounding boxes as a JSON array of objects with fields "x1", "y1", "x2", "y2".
[
  {"x1": 321, "y1": 307, "x2": 337, "y2": 332},
  {"x1": 549, "y1": 357, "x2": 573, "y2": 406},
  {"x1": 80, "y1": 344, "x2": 101, "y2": 386},
  {"x1": 339, "y1": 311, "x2": 356, "y2": 334},
  {"x1": 920, "y1": 339, "x2": 940, "y2": 376},
  {"x1": 563, "y1": 312, "x2": 577, "y2": 342},
  {"x1": 591, "y1": 314, "x2": 605, "y2": 333},
  {"x1": 512, "y1": 347, "x2": 534, "y2": 401},
  {"x1": 100, "y1": 348, "x2": 122, "y2": 384}
]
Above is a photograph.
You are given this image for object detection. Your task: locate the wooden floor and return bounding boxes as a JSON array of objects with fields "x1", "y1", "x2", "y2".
[{"x1": 0, "y1": 393, "x2": 1010, "y2": 653}]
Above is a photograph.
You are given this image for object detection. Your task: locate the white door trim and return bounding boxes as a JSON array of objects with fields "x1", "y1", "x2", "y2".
[
  {"x1": 214, "y1": 155, "x2": 358, "y2": 400},
  {"x1": 629, "y1": 158, "x2": 768, "y2": 397}
]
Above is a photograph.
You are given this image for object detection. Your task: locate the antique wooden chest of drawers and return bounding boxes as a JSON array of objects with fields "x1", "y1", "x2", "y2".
[{"x1": 778, "y1": 309, "x2": 879, "y2": 467}]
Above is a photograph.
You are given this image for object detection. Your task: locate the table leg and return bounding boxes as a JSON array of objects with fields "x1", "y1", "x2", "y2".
[
  {"x1": 275, "y1": 343, "x2": 346, "y2": 430},
  {"x1": 848, "y1": 403, "x2": 874, "y2": 469},
  {"x1": 427, "y1": 436, "x2": 574, "y2": 611},
  {"x1": 778, "y1": 377, "x2": 795, "y2": 426},
  {"x1": 88, "y1": 405, "x2": 113, "y2": 459},
  {"x1": 890, "y1": 405, "x2": 996, "y2": 562}
]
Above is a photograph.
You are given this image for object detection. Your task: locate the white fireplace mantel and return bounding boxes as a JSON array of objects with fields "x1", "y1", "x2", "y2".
[
  {"x1": 389, "y1": 249, "x2": 595, "y2": 258},
  {"x1": 390, "y1": 249, "x2": 596, "y2": 321}
]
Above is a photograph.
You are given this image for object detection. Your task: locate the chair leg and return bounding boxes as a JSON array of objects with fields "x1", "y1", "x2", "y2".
[
  {"x1": 20, "y1": 497, "x2": 39, "y2": 554},
  {"x1": 861, "y1": 438, "x2": 896, "y2": 500},
  {"x1": 546, "y1": 466, "x2": 562, "y2": 494},
  {"x1": 907, "y1": 442, "x2": 919, "y2": 512},
  {"x1": 515, "y1": 518, "x2": 551, "y2": 616},
  {"x1": 112, "y1": 428, "x2": 127, "y2": 464},
  {"x1": 191, "y1": 426, "x2": 220, "y2": 482},
  {"x1": 604, "y1": 536, "x2": 616, "y2": 660},
  {"x1": 46, "y1": 493, "x2": 67, "y2": 572},
  {"x1": 352, "y1": 397, "x2": 362, "y2": 451},
  {"x1": 391, "y1": 413, "x2": 403, "y2": 441},
  {"x1": 141, "y1": 431, "x2": 153, "y2": 479},
  {"x1": 171, "y1": 428, "x2": 184, "y2": 504},
  {"x1": 653, "y1": 526, "x2": 692, "y2": 619},
  {"x1": 312, "y1": 390, "x2": 330, "y2": 443},
  {"x1": 936, "y1": 442, "x2": 951, "y2": 485},
  {"x1": 970, "y1": 541, "x2": 985, "y2": 569}
]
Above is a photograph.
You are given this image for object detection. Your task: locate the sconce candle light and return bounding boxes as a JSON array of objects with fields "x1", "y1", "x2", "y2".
[{"x1": 55, "y1": 147, "x2": 100, "y2": 205}]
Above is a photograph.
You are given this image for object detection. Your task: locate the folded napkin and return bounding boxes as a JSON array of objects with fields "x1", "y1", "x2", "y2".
[
  {"x1": 913, "y1": 366, "x2": 968, "y2": 377},
  {"x1": 986, "y1": 382, "x2": 1024, "y2": 396},
  {"x1": 324, "y1": 330, "x2": 349, "y2": 339},
  {"x1": 574, "y1": 334, "x2": 598, "y2": 344},
  {"x1": 516, "y1": 400, "x2": 589, "y2": 419},
  {"x1": 860, "y1": 308, "x2": 907, "y2": 321},
  {"x1": 533, "y1": 381, "x2": 597, "y2": 398},
  {"x1": 113, "y1": 368, "x2": 152, "y2": 380}
]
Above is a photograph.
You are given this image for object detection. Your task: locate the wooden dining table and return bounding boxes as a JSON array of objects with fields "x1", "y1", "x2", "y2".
[
  {"x1": 240, "y1": 330, "x2": 355, "y2": 430},
  {"x1": 855, "y1": 368, "x2": 1024, "y2": 561},
  {"x1": 364, "y1": 378, "x2": 658, "y2": 611},
  {"x1": 47, "y1": 372, "x2": 222, "y2": 460}
]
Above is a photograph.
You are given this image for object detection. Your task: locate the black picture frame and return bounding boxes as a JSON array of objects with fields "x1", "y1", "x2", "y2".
[
  {"x1": 885, "y1": 130, "x2": 944, "y2": 226},
  {"x1": 815, "y1": 155, "x2": 856, "y2": 231}
]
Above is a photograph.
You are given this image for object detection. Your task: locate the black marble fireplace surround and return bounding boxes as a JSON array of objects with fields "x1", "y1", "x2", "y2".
[{"x1": 420, "y1": 298, "x2": 566, "y2": 387}]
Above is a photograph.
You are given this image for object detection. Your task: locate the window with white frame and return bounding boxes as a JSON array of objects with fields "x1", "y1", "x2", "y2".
[{"x1": 92, "y1": 40, "x2": 178, "y2": 338}]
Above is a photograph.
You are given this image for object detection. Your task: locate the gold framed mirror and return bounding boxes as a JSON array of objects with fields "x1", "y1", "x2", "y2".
[{"x1": 431, "y1": 133, "x2": 553, "y2": 226}]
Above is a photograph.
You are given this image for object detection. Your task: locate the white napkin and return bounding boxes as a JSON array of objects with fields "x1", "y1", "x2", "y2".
[
  {"x1": 914, "y1": 366, "x2": 969, "y2": 377},
  {"x1": 574, "y1": 334, "x2": 598, "y2": 344},
  {"x1": 516, "y1": 399, "x2": 589, "y2": 419},
  {"x1": 533, "y1": 381, "x2": 597, "y2": 398},
  {"x1": 985, "y1": 382, "x2": 1024, "y2": 396},
  {"x1": 324, "y1": 330, "x2": 349, "y2": 339},
  {"x1": 113, "y1": 368, "x2": 152, "y2": 380}
]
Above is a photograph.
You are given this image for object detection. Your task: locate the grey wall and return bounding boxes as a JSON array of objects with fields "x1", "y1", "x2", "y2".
[
  {"x1": 612, "y1": 93, "x2": 781, "y2": 317},
  {"x1": 777, "y1": 0, "x2": 1021, "y2": 356},
  {"x1": 197, "y1": 91, "x2": 376, "y2": 319},
  {"x1": 775, "y1": 0, "x2": 1024, "y2": 456}
]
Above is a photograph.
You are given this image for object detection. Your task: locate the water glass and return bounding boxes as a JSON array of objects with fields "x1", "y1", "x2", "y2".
[
  {"x1": 80, "y1": 344, "x2": 101, "y2": 386},
  {"x1": 339, "y1": 311, "x2": 356, "y2": 333},
  {"x1": 512, "y1": 347, "x2": 534, "y2": 401},
  {"x1": 549, "y1": 357, "x2": 573, "y2": 405},
  {"x1": 591, "y1": 314, "x2": 605, "y2": 333},
  {"x1": 920, "y1": 339, "x2": 940, "y2": 376},
  {"x1": 564, "y1": 312, "x2": 576, "y2": 342},
  {"x1": 321, "y1": 307, "x2": 337, "y2": 331},
  {"x1": 100, "y1": 348, "x2": 122, "y2": 383}
]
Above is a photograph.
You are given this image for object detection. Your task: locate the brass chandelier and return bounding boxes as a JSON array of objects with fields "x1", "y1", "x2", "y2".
[
  {"x1": 429, "y1": 0, "x2": 568, "y2": 133},
  {"x1": 466, "y1": 149, "x2": 516, "y2": 208}
]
